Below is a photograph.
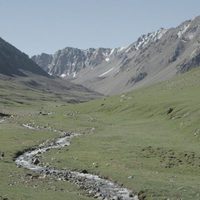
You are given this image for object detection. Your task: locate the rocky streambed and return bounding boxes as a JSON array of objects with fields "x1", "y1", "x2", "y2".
[{"x1": 15, "y1": 125, "x2": 138, "y2": 200}]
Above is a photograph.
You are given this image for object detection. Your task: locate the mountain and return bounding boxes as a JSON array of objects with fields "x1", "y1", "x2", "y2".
[
  {"x1": 0, "y1": 37, "x2": 48, "y2": 77},
  {"x1": 32, "y1": 16, "x2": 200, "y2": 95},
  {"x1": 32, "y1": 47, "x2": 115, "y2": 78},
  {"x1": 0, "y1": 37, "x2": 101, "y2": 103}
]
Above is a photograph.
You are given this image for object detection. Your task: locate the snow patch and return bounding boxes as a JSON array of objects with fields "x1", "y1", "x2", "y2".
[
  {"x1": 105, "y1": 57, "x2": 110, "y2": 62},
  {"x1": 60, "y1": 73, "x2": 67, "y2": 78},
  {"x1": 157, "y1": 29, "x2": 168, "y2": 39},
  {"x1": 118, "y1": 46, "x2": 126, "y2": 52},
  {"x1": 134, "y1": 28, "x2": 167, "y2": 50},
  {"x1": 72, "y1": 72, "x2": 76, "y2": 78},
  {"x1": 125, "y1": 46, "x2": 133, "y2": 53},
  {"x1": 109, "y1": 48, "x2": 116, "y2": 56},
  {"x1": 98, "y1": 68, "x2": 114, "y2": 77},
  {"x1": 22, "y1": 124, "x2": 36, "y2": 130},
  {"x1": 177, "y1": 23, "x2": 190, "y2": 38}
]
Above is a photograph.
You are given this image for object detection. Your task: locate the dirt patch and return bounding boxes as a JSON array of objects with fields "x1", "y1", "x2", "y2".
[{"x1": 140, "y1": 146, "x2": 200, "y2": 168}]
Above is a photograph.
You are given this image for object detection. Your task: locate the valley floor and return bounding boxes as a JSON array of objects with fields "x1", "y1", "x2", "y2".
[{"x1": 1, "y1": 68, "x2": 200, "y2": 200}]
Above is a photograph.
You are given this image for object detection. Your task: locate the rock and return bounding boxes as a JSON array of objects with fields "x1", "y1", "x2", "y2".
[
  {"x1": 90, "y1": 127, "x2": 95, "y2": 133},
  {"x1": 94, "y1": 192, "x2": 101, "y2": 198},
  {"x1": 0, "y1": 152, "x2": 4, "y2": 158},
  {"x1": 32, "y1": 158, "x2": 40, "y2": 165},
  {"x1": 31, "y1": 174, "x2": 40, "y2": 180},
  {"x1": 92, "y1": 162, "x2": 98, "y2": 168},
  {"x1": 167, "y1": 107, "x2": 173, "y2": 114},
  {"x1": 112, "y1": 196, "x2": 120, "y2": 200},
  {"x1": 45, "y1": 170, "x2": 50, "y2": 175},
  {"x1": 0, "y1": 112, "x2": 11, "y2": 117},
  {"x1": 194, "y1": 129, "x2": 200, "y2": 136},
  {"x1": 129, "y1": 192, "x2": 134, "y2": 197},
  {"x1": 25, "y1": 173, "x2": 32, "y2": 177},
  {"x1": 138, "y1": 190, "x2": 146, "y2": 200},
  {"x1": 128, "y1": 72, "x2": 148, "y2": 85},
  {"x1": 81, "y1": 169, "x2": 88, "y2": 174},
  {"x1": 133, "y1": 196, "x2": 139, "y2": 200}
]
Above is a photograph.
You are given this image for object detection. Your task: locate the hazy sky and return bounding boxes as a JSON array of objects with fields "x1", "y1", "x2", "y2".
[{"x1": 0, "y1": 0, "x2": 200, "y2": 56}]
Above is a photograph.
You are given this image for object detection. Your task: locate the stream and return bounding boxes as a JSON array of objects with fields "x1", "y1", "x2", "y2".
[{"x1": 15, "y1": 125, "x2": 138, "y2": 200}]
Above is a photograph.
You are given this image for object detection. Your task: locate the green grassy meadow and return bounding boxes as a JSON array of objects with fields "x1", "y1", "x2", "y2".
[{"x1": 1, "y1": 68, "x2": 200, "y2": 199}]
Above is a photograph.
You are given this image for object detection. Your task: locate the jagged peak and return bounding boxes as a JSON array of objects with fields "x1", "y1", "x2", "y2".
[{"x1": 123, "y1": 28, "x2": 168, "y2": 54}]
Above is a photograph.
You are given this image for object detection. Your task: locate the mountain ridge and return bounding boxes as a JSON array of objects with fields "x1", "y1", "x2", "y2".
[
  {"x1": 0, "y1": 37, "x2": 48, "y2": 77},
  {"x1": 32, "y1": 27, "x2": 167, "y2": 79},
  {"x1": 32, "y1": 16, "x2": 200, "y2": 95}
]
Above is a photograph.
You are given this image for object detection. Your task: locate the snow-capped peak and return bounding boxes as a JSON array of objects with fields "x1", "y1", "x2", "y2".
[
  {"x1": 116, "y1": 28, "x2": 168, "y2": 54},
  {"x1": 134, "y1": 28, "x2": 167, "y2": 50}
]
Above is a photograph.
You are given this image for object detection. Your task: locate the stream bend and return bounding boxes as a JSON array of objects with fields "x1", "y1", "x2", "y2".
[{"x1": 15, "y1": 126, "x2": 138, "y2": 200}]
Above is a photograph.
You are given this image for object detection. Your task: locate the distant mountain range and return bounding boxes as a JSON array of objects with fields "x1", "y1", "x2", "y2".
[
  {"x1": 1, "y1": 16, "x2": 200, "y2": 96},
  {"x1": 32, "y1": 16, "x2": 200, "y2": 95}
]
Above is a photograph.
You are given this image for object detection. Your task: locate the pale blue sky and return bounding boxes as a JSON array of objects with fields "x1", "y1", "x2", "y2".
[{"x1": 0, "y1": 0, "x2": 200, "y2": 56}]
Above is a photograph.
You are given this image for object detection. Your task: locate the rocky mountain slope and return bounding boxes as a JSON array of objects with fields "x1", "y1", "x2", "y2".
[
  {"x1": 32, "y1": 47, "x2": 116, "y2": 78},
  {"x1": 32, "y1": 16, "x2": 200, "y2": 95},
  {"x1": 0, "y1": 37, "x2": 48, "y2": 77}
]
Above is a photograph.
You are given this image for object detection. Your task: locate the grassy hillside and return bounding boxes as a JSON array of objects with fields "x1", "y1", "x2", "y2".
[
  {"x1": 38, "y1": 68, "x2": 200, "y2": 199},
  {"x1": 0, "y1": 75, "x2": 101, "y2": 109},
  {"x1": 1, "y1": 68, "x2": 200, "y2": 199}
]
